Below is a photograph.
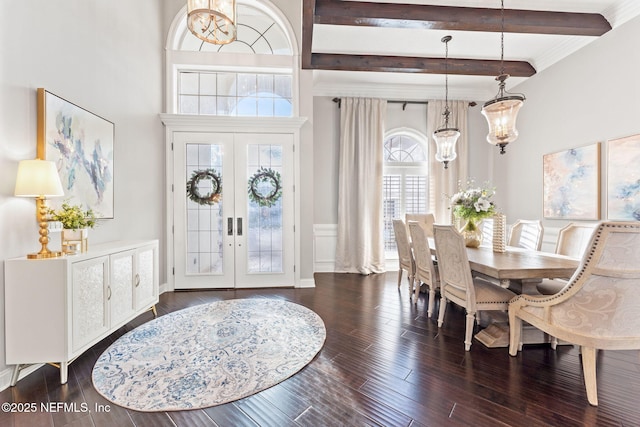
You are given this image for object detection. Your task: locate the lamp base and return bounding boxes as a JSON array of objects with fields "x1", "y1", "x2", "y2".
[{"x1": 27, "y1": 251, "x2": 64, "y2": 260}]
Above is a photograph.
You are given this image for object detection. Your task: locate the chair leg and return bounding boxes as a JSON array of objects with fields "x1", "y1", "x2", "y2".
[
  {"x1": 427, "y1": 288, "x2": 435, "y2": 318},
  {"x1": 437, "y1": 296, "x2": 447, "y2": 327},
  {"x1": 551, "y1": 336, "x2": 558, "y2": 350},
  {"x1": 408, "y1": 274, "x2": 414, "y2": 299},
  {"x1": 413, "y1": 279, "x2": 421, "y2": 301},
  {"x1": 508, "y1": 308, "x2": 522, "y2": 356},
  {"x1": 397, "y1": 269, "x2": 403, "y2": 289},
  {"x1": 581, "y1": 346, "x2": 598, "y2": 406},
  {"x1": 464, "y1": 312, "x2": 475, "y2": 351}
]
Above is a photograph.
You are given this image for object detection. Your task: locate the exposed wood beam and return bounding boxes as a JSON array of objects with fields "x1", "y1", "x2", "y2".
[
  {"x1": 310, "y1": 53, "x2": 535, "y2": 77},
  {"x1": 302, "y1": 0, "x2": 315, "y2": 69},
  {"x1": 315, "y1": 0, "x2": 611, "y2": 37}
]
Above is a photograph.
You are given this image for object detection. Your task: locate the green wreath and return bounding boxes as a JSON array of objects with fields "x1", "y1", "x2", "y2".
[
  {"x1": 248, "y1": 167, "x2": 282, "y2": 207},
  {"x1": 186, "y1": 168, "x2": 222, "y2": 205}
]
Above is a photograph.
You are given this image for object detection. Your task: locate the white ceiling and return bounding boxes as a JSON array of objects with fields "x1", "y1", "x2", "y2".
[{"x1": 310, "y1": 0, "x2": 640, "y2": 100}]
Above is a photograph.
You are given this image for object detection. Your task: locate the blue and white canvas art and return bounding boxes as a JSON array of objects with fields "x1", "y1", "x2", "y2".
[
  {"x1": 543, "y1": 143, "x2": 600, "y2": 220},
  {"x1": 40, "y1": 89, "x2": 114, "y2": 218},
  {"x1": 607, "y1": 134, "x2": 640, "y2": 220}
]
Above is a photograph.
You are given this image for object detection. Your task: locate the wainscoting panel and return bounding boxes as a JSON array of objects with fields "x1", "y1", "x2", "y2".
[{"x1": 313, "y1": 224, "x2": 337, "y2": 272}]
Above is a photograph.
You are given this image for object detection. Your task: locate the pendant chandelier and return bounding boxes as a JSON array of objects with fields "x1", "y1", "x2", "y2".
[
  {"x1": 481, "y1": 0, "x2": 525, "y2": 154},
  {"x1": 187, "y1": 0, "x2": 237, "y2": 45},
  {"x1": 433, "y1": 35, "x2": 460, "y2": 169}
]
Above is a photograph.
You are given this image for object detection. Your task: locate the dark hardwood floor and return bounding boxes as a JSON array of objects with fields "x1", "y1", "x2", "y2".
[{"x1": 1, "y1": 272, "x2": 639, "y2": 426}]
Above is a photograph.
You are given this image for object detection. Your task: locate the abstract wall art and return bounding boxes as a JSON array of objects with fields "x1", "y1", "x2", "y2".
[
  {"x1": 37, "y1": 88, "x2": 114, "y2": 218},
  {"x1": 543, "y1": 143, "x2": 600, "y2": 220},
  {"x1": 606, "y1": 134, "x2": 640, "y2": 220}
]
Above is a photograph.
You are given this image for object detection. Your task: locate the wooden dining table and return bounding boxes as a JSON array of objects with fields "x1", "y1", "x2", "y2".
[
  {"x1": 427, "y1": 238, "x2": 581, "y2": 348},
  {"x1": 427, "y1": 238, "x2": 579, "y2": 288}
]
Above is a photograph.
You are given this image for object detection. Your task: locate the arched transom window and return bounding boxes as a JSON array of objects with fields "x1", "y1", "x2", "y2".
[{"x1": 166, "y1": 1, "x2": 296, "y2": 117}]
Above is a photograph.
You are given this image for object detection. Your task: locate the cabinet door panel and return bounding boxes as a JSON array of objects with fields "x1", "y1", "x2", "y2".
[
  {"x1": 110, "y1": 250, "x2": 135, "y2": 327},
  {"x1": 71, "y1": 256, "x2": 109, "y2": 352},
  {"x1": 135, "y1": 245, "x2": 158, "y2": 310}
]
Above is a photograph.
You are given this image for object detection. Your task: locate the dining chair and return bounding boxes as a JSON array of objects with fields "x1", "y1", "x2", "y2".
[
  {"x1": 508, "y1": 219, "x2": 544, "y2": 251},
  {"x1": 408, "y1": 221, "x2": 439, "y2": 315},
  {"x1": 536, "y1": 222, "x2": 598, "y2": 295},
  {"x1": 405, "y1": 213, "x2": 436, "y2": 237},
  {"x1": 509, "y1": 222, "x2": 640, "y2": 406},
  {"x1": 433, "y1": 225, "x2": 516, "y2": 351},
  {"x1": 392, "y1": 219, "x2": 415, "y2": 296},
  {"x1": 480, "y1": 218, "x2": 494, "y2": 245}
]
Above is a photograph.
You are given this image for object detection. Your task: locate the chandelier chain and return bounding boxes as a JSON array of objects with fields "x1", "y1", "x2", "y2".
[{"x1": 500, "y1": 0, "x2": 505, "y2": 76}]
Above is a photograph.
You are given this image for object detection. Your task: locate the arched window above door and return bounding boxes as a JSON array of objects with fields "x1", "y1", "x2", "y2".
[{"x1": 165, "y1": 1, "x2": 297, "y2": 117}]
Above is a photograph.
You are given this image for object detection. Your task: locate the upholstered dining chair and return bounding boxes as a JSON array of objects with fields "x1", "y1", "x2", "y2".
[
  {"x1": 392, "y1": 219, "x2": 415, "y2": 296},
  {"x1": 408, "y1": 221, "x2": 439, "y2": 315},
  {"x1": 406, "y1": 213, "x2": 436, "y2": 237},
  {"x1": 508, "y1": 222, "x2": 640, "y2": 406},
  {"x1": 509, "y1": 219, "x2": 544, "y2": 251},
  {"x1": 536, "y1": 222, "x2": 598, "y2": 295},
  {"x1": 433, "y1": 225, "x2": 516, "y2": 351}
]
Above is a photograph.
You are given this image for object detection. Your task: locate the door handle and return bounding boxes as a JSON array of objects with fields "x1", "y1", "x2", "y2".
[
  {"x1": 227, "y1": 217, "x2": 234, "y2": 236},
  {"x1": 237, "y1": 218, "x2": 243, "y2": 236}
]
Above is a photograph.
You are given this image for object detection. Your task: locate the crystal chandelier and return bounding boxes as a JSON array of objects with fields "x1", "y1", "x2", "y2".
[
  {"x1": 187, "y1": 0, "x2": 237, "y2": 45},
  {"x1": 433, "y1": 35, "x2": 460, "y2": 169},
  {"x1": 481, "y1": 0, "x2": 525, "y2": 154}
]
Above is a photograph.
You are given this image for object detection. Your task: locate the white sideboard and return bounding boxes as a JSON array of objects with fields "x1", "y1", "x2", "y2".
[{"x1": 4, "y1": 240, "x2": 159, "y2": 385}]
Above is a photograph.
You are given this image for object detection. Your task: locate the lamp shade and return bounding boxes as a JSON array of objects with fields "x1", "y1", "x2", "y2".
[
  {"x1": 187, "y1": 0, "x2": 237, "y2": 45},
  {"x1": 481, "y1": 96, "x2": 523, "y2": 148},
  {"x1": 433, "y1": 128, "x2": 460, "y2": 168},
  {"x1": 14, "y1": 159, "x2": 64, "y2": 197}
]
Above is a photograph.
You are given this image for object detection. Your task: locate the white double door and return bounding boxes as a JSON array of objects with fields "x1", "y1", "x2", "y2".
[{"x1": 173, "y1": 132, "x2": 294, "y2": 289}]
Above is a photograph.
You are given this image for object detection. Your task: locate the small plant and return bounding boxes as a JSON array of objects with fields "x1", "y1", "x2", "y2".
[{"x1": 47, "y1": 202, "x2": 97, "y2": 230}]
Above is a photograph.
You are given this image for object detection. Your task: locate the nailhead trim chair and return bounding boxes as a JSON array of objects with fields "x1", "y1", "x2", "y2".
[{"x1": 509, "y1": 221, "x2": 640, "y2": 406}]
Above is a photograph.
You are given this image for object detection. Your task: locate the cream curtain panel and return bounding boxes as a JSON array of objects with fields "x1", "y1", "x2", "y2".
[
  {"x1": 335, "y1": 98, "x2": 387, "y2": 274},
  {"x1": 428, "y1": 100, "x2": 469, "y2": 224}
]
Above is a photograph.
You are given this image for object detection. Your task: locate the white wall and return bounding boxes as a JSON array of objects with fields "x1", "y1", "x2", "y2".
[{"x1": 0, "y1": 0, "x2": 164, "y2": 382}]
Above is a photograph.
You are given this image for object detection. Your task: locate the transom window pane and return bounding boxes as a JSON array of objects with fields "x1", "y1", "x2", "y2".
[
  {"x1": 178, "y1": 71, "x2": 292, "y2": 117},
  {"x1": 384, "y1": 135, "x2": 427, "y2": 162}
]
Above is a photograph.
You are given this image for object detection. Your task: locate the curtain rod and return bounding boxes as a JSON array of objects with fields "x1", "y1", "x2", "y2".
[{"x1": 331, "y1": 97, "x2": 476, "y2": 110}]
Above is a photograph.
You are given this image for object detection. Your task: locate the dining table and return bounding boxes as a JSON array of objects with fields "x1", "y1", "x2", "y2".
[{"x1": 427, "y1": 238, "x2": 581, "y2": 347}]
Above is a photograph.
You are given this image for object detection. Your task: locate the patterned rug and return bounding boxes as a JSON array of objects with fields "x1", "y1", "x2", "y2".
[{"x1": 92, "y1": 298, "x2": 326, "y2": 412}]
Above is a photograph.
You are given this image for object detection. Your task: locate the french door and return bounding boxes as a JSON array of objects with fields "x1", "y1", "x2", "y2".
[{"x1": 173, "y1": 132, "x2": 294, "y2": 289}]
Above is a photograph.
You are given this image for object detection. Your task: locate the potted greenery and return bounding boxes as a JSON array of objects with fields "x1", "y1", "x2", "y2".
[{"x1": 47, "y1": 202, "x2": 97, "y2": 253}]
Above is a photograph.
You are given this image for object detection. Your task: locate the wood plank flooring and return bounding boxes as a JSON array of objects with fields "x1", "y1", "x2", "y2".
[{"x1": 1, "y1": 272, "x2": 639, "y2": 426}]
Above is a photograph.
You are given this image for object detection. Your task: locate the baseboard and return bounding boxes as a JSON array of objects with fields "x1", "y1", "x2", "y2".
[
  {"x1": 297, "y1": 278, "x2": 316, "y2": 288},
  {"x1": 0, "y1": 363, "x2": 44, "y2": 392}
]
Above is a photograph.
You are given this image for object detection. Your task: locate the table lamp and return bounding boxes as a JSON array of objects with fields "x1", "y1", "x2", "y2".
[{"x1": 14, "y1": 159, "x2": 65, "y2": 259}]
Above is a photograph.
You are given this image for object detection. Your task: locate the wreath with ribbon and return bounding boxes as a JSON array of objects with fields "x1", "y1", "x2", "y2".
[
  {"x1": 248, "y1": 167, "x2": 282, "y2": 207},
  {"x1": 186, "y1": 168, "x2": 222, "y2": 205}
]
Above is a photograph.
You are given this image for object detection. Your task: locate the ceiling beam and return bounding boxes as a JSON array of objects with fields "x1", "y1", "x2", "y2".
[
  {"x1": 310, "y1": 53, "x2": 535, "y2": 77},
  {"x1": 315, "y1": 0, "x2": 611, "y2": 37}
]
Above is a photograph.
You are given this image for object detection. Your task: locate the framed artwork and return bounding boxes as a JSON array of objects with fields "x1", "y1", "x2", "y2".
[
  {"x1": 37, "y1": 88, "x2": 114, "y2": 218},
  {"x1": 606, "y1": 134, "x2": 640, "y2": 220},
  {"x1": 543, "y1": 142, "x2": 600, "y2": 220}
]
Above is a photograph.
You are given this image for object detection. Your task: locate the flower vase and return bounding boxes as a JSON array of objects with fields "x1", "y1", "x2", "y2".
[
  {"x1": 460, "y1": 219, "x2": 483, "y2": 248},
  {"x1": 62, "y1": 228, "x2": 89, "y2": 254}
]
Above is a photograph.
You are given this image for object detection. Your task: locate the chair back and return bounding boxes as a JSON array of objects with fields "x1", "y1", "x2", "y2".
[
  {"x1": 392, "y1": 219, "x2": 413, "y2": 268},
  {"x1": 406, "y1": 213, "x2": 435, "y2": 237},
  {"x1": 555, "y1": 223, "x2": 598, "y2": 258},
  {"x1": 481, "y1": 219, "x2": 494, "y2": 244},
  {"x1": 547, "y1": 222, "x2": 640, "y2": 339},
  {"x1": 408, "y1": 221, "x2": 437, "y2": 284},
  {"x1": 433, "y1": 225, "x2": 476, "y2": 304},
  {"x1": 509, "y1": 219, "x2": 544, "y2": 250}
]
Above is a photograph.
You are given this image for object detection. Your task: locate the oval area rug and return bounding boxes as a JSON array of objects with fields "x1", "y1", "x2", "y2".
[{"x1": 92, "y1": 298, "x2": 326, "y2": 411}]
